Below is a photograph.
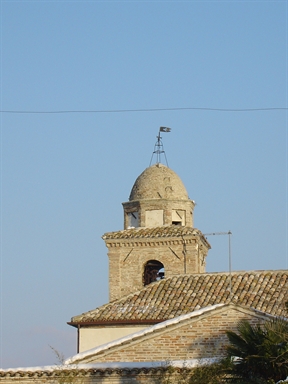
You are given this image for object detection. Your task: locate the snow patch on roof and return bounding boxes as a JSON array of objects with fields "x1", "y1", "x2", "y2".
[
  {"x1": 0, "y1": 365, "x2": 58, "y2": 372},
  {"x1": 0, "y1": 358, "x2": 221, "y2": 373}
]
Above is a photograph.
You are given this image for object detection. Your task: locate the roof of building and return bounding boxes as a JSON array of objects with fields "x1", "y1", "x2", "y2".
[
  {"x1": 0, "y1": 365, "x2": 169, "y2": 378},
  {"x1": 0, "y1": 360, "x2": 215, "y2": 377},
  {"x1": 102, "y1": 225, "x2": 208, "y2": 242},
  {"x1": 70, "y1": 270, "x2": 288, "y2": 325},
  {"x1": 129, "y1": 163, "x2": 189, "y2": 201}
]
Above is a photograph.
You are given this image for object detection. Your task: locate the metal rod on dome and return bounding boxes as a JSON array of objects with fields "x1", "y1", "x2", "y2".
[{"x1": 149, "y1": 127, "x2": 171, "y2": 166}]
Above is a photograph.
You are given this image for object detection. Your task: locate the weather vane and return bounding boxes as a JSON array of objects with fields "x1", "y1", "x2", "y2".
[{"x1": 149, "y1": 127, "x2": 171, "y2": 166}]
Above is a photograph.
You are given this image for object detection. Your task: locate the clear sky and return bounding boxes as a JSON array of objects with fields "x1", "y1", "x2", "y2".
[{"x1": 0, "y1": 0, "x2": 287, "y2": 369}]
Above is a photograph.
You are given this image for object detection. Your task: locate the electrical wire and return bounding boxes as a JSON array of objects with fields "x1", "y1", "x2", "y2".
[{"x1": 0, "y1": 107, "x2": 287, "y2": 114}]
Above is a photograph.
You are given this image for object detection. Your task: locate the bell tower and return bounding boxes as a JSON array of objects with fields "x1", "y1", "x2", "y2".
[{"x1": 102, "y1": 132, "x2": 210, "y2": 301}]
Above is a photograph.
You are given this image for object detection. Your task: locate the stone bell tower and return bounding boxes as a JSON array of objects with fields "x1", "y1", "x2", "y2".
[{"x1": 102, "y1": 163, "x2": 211, "y2": 302}]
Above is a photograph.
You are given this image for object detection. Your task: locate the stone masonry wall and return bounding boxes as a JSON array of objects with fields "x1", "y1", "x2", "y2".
[{"x1": 123, "y1": 199, "x2": 194, "y2": 228}]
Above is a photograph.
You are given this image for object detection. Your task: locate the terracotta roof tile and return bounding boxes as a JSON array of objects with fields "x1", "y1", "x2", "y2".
[
  {"x1": 102, "y1": 226, "x2": 208, "y2": 241},
  {"x1": 70, "y1": 270, "x2": 288, "y2": 324}
]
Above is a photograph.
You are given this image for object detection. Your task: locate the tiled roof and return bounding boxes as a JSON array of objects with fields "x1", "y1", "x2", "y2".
[
  {"x1": 102, "y1": 226, "x2": 207, "y2": 240},
  {"x1": 0, "y1": 365, "x2": 169, "y2": 378},
  {"x1": 70, "y1": 270, "x2": 288, "y2": 324}
]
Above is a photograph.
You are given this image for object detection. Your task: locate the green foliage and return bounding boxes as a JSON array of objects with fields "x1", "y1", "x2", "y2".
[
  {"x1": 188, "y1": 359, "x2": 230, "y2": 384},
  {"x1": 224, "y1": 319, "x2": 288, "y2": 383},
  {"x1": 153, "y1": 364, "x2": 193, "y2": 384}
]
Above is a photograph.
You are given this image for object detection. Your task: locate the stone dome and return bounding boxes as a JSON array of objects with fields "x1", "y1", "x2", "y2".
[{"x1": 129, "y1": 163, "x2": 189, "y2": 201}]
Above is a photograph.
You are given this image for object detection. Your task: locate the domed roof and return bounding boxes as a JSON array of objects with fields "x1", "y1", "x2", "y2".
[{"x1": 129, "y1": 163, "x2": 189, "y2": 201}]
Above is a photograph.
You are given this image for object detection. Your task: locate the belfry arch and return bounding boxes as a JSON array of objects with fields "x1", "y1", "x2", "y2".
[{"x1": 143, "y1": 260, "x2": 165, "y2": 286}]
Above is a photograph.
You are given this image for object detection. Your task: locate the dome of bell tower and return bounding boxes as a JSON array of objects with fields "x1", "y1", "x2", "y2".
[
  {"x1": 129, "y1": 163, "x2": 189, "y2": 201},
  {"x1": 123, "y1": 163, "x2": 195, "y2": 229}
]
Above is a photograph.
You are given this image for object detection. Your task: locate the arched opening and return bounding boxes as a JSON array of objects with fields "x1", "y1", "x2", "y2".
[{"x1": 143, "y1": 260, "x2": 165, "y2": 286}]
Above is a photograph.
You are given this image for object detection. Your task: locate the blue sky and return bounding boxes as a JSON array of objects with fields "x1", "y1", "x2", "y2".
[{"x1": 0, "y1": 0, "x2": 287, "y2": 369}]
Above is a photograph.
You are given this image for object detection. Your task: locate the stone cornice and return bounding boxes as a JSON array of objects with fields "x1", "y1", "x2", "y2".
[
  {"x1": 105, "y1": 237, "x2": 202, "y2": 248},
  {"x1": 102, "y1": 226, "x2": 210, "y2": 249}
]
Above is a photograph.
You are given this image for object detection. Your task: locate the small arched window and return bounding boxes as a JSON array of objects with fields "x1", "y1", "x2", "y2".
[{"x1": 143, "y1": 260, "x2": 165, "y2": 286}]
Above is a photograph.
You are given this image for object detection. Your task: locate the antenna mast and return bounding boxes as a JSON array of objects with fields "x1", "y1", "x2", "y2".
[
  {"x1": 204, "y1": 231, "x2": 233, "y2": 300},
  {"x1": 149, "y1": 127, "x2": 171, "y2": 166}
]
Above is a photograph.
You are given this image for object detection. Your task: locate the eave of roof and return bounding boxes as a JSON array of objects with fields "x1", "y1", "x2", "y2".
[
  {"x1": 102, "y1": 225, "x2": 210, "y2": 245},
  {"x1": 68, "y1": 319, "x2": 163, "y2": 328}
]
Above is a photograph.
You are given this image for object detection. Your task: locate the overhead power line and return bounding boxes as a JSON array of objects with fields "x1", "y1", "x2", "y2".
[{"x1": 0, "y1": 107, "x2": 287, "y2": 114}]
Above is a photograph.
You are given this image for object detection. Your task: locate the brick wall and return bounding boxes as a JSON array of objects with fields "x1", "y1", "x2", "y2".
[
  {"x1": 107, "y1": 236, "x2": 209, "y2": 301},
  {"x1": 84, "y1": 306, "x2": 267, "y2": 363}
]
